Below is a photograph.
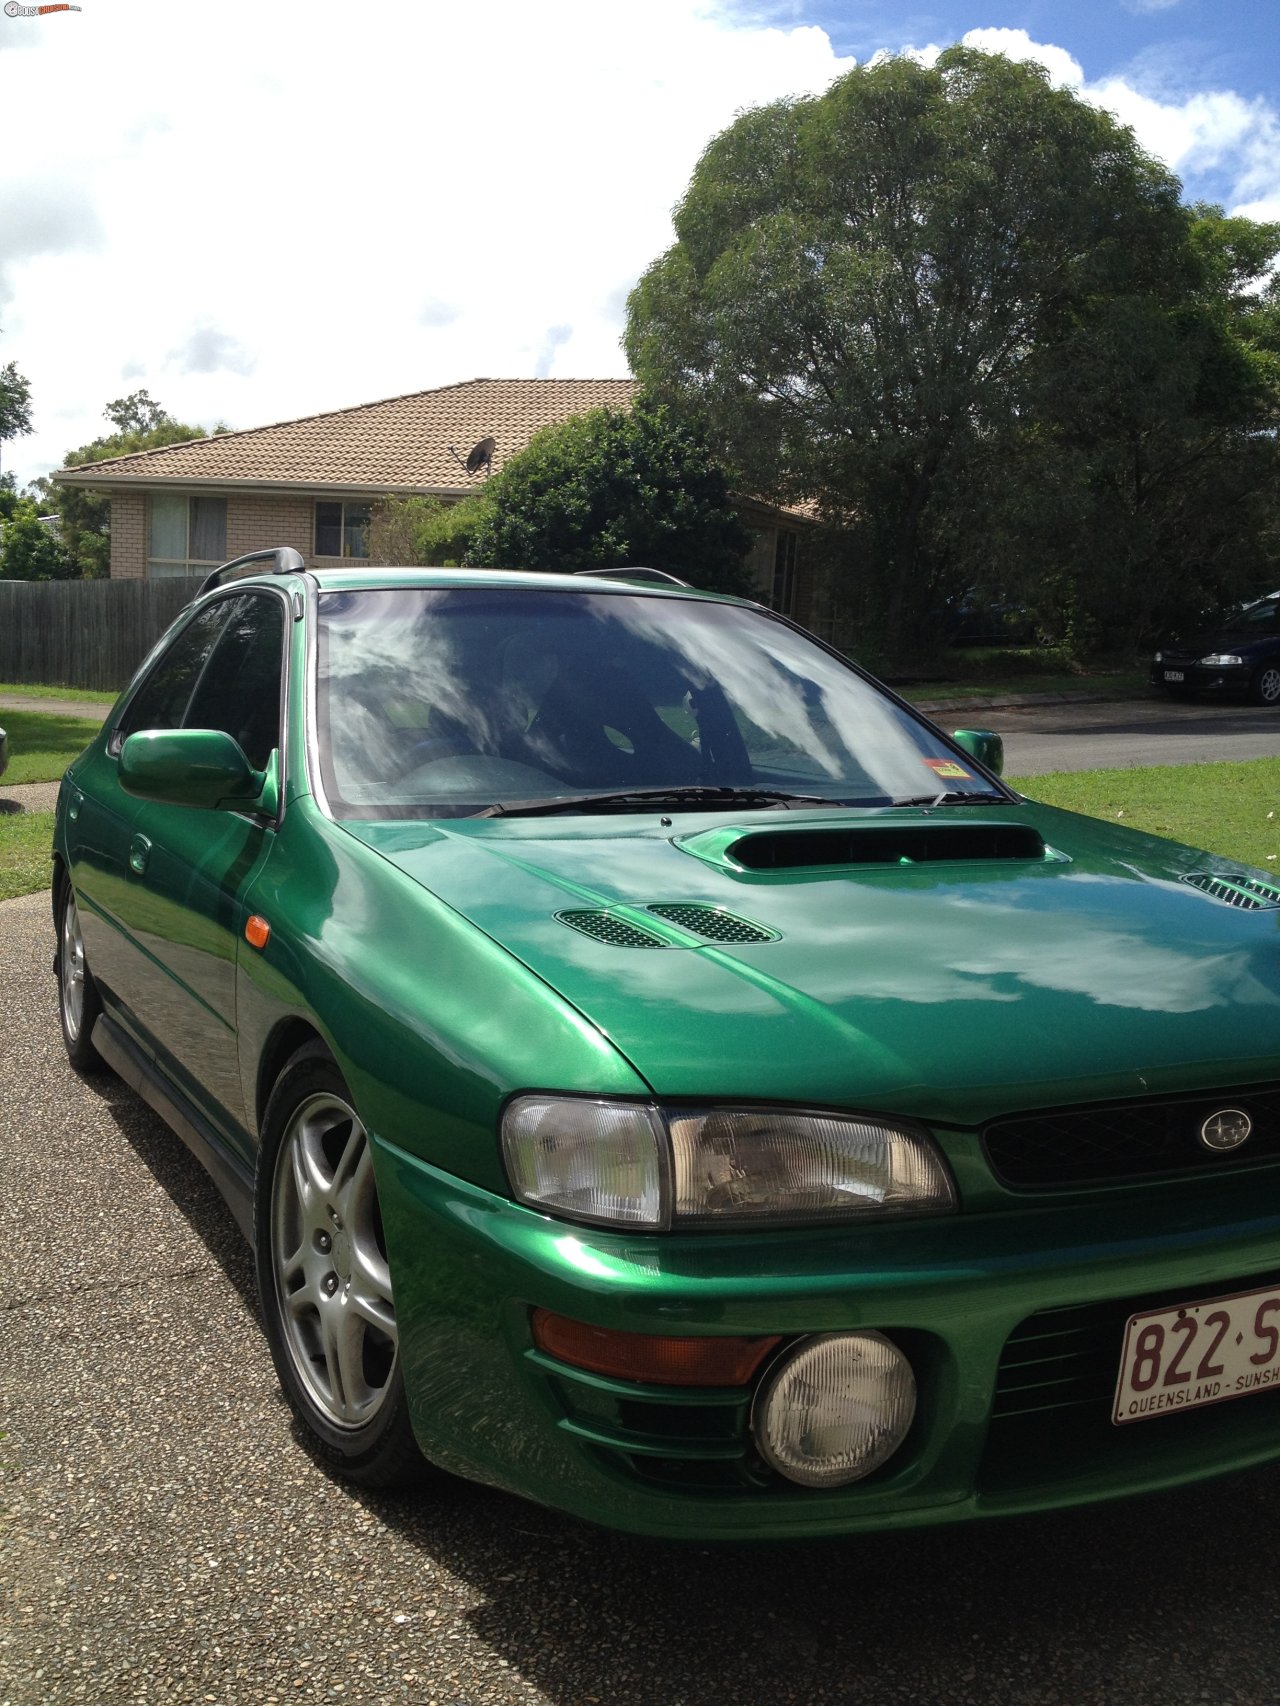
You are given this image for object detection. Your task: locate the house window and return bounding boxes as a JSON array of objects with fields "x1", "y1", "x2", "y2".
[
  {"x1": 772, "y1": 530, "x2": 798, "y2": 616},
  {"x1": 315, "y1": 501, "x2": 370, "y2": 559},
  {"x1": 147, "y1": 495, "x2": 227, "y2": 578}
]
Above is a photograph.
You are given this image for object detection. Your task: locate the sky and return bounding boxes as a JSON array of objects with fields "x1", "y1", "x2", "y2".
[{"x1": 0, "y1": 0, "x2": 1278, "y2": 488}]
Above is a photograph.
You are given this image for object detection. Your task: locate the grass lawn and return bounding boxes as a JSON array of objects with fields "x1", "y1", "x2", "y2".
[
  {"x1": 0, "y1": 810, "x2": 53, "y2": 902},
  {"x1": 0, "y1": 681, "x2": 116, "y2": 704},
  {"x1": 1, "y1": 708, "x2": 103, "y2": 785},
  {"x1": 1011, "y1": 756, "x2": 1280, "y2": 871},
  {"x1": 3, "y1": 758, "x2": 1278, "y2": 906}
]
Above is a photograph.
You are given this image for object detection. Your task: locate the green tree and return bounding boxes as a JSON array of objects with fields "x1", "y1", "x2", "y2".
[
  {"x1": 35, "y1": 392, "x2": 226, "y2": 579},
  {"x1": 103, "y1": 389, "x2": 176, "y2": 435},
  {"x1": 0, "y1": 356, "x2": 33, "y2": 479},
  {"x1": 464, "y1": 399, "x2": 751, "y2": 592},
  {"x1": 624, "y1": 47, "x2": 1280, "y2": 661},
  {"x1": 968, "y1": 205, "x2": 1280, "y2": 650},
  {"x1": 0, "y1": 499, "x2": 73, "y2": 581},
  {"x1": 367, "y1": 492, "x2": 491, "y2": 567}
]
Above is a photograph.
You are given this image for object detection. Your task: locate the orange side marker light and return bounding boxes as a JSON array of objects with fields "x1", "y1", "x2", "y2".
[{"x1": 245, "y1": 915, "x2": 271, "y2": 950}]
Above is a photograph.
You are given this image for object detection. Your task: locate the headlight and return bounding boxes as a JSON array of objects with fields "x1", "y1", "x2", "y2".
[
  {"x1": 1153, "y1": 651, "x2": 1163, "y2": 663},
  {"x1": 501, "y1": 1097, "x2": 956, "y2": 1229},
  {"x1": 1200, "y1": 653, "x2": 1243, "y2": 666}
]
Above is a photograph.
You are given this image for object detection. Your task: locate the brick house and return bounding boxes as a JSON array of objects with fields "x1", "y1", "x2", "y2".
[{"x1": 52, "y1": 377, "x2": 813, "y2": 620}]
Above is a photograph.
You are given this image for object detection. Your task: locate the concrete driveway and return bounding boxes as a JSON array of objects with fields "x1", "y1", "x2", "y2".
[{"x1": 8, "y1": 890, "x2": 1280, "y2": 1703}]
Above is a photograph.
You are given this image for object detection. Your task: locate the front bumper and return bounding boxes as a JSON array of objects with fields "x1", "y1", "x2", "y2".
[
  {"x1": 1150, "y1": 661, "x2": 1251, "y2": 696},
  {"x1": 374, "y1": 1136, "x2": 1280, "y2": 1539}
]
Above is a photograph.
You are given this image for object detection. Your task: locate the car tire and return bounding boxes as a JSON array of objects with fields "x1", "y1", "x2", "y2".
[
  {"x1": 255, "y1": 1041, "x2": 424, "y2": 1488},
  {"x1": 57, "y1": 879, "x2": 107, "y2": 1075},
  {"x1": 1250, "y1": 663, "x2": 1280, "y2": 707}
]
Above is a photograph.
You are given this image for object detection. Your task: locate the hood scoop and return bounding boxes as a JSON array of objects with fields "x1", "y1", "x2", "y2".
[
  {"x1": 1182, "y1": 872, "x2": 1280, "y2": 910},
  {"x1": 683, "y1": 821, "x2": 1054, "y2": 875}
]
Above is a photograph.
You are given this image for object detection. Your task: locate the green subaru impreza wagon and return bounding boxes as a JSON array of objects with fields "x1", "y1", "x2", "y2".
[{"x1": 51, "y1": 549, "x2": 1280, "y2": 1539}]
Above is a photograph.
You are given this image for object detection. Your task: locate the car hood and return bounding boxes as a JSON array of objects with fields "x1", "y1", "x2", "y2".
[
  {"x1": 342, "y1": 803, "x2": 1280, "y2": 1125},
  {"x1": 1161, "y1": 622, "x2": 1269, "y2": 655}
]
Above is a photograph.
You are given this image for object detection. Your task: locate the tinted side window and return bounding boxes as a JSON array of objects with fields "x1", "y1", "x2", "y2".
[
  {"x1": 185, "y1": 592, "x2": 285, "y2": 770},
  {"x1": 115, "y1": 601, "x2": 236, "y2": 748}
]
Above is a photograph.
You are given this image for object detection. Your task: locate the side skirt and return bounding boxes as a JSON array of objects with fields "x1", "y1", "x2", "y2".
[{"x1": 92, "y1": 1012, "x2": 256, "y2": 1246}]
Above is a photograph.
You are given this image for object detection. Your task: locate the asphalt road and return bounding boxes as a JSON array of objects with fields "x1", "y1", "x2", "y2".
[
  {"x1": 7, "y1": 890, "x2": 1280, "y2": 1704},
  {"x1": 980, "y1": 694, "x2": 1280, "y2": 777}
]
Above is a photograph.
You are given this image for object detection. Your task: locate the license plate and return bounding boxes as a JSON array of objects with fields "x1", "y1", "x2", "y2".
[
  {"x1": 1163, "y1": 670, "x2": 1185, "y2": 682},
  {"x1": 1113, "y1": 1283, "x2": 1280, "y2": 1424}
]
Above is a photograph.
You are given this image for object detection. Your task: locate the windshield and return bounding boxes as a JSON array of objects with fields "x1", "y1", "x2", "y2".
[{"x1": 314, "y1": 587, "x2": 1005, "y2": 819}]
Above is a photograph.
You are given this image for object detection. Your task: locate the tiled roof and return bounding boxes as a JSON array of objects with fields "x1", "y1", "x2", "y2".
[{"x1": 54, "y1": 378, "x2": 640, "y2": 493}]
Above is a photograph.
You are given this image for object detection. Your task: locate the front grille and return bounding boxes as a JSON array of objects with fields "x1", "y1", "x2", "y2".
[
  {"x1": 981, "y1": 1271, "x2": 1280, "y2": 1494},
  {"x1": 983, "y1": 1085, "x2": 1280, "y2": 1189}
]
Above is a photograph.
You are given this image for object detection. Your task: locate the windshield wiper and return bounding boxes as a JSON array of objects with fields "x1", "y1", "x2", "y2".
[
  {"x1": 889, "y1": 789, "x2": 1009, "y2": 808},
  {"x1": 476, "y1": 785, "x2": 839, "y2": 818}
]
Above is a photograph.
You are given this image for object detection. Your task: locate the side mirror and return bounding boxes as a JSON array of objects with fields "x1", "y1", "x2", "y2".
[
  {"x1": 951, "y1": 728, "x2": 1004, "y2": 777},
  {"x1": 120, "y1": 728, "x2": 266, "y2": 809}
]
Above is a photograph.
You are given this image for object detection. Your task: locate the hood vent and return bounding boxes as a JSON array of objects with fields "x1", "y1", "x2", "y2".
[
  {"x1": 1182, "y1": 873, "x2": 1280, "y2": 910},
  {"x1": 726, "y1": 822, "x2": 1048, "y2": 873},
  {"x1": 557, "y1": 910, "x2": 671, "y2": 948},
  {"x1": 556, "y1": 904, "x2": 779, "y2": 948},
  {"x1": 645, "y1": 903, "x2": 777, "y2": 943}
]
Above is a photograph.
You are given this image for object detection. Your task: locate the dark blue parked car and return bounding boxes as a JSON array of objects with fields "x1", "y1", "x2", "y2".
[{"x1": 1151, "y1": 595, "x2": 1280, "y2": 705}]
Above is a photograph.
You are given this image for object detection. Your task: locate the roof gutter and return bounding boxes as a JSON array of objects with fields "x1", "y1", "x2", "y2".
[{"x1": 50, "y1": 473, "x2": 477, "y2": 499}]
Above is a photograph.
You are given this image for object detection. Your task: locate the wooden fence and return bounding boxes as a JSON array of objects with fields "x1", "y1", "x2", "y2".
[{"x1": 0, "y1": 577, "x2": 206, "y2": 691}]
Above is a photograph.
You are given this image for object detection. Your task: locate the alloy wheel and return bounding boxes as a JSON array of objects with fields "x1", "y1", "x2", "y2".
[
  {"x1": 271, "y1": 1092, "x2": 398, "y2": 1429},
  {"x1": 61, "y1": 893, "x2": 87, "y2": 1042}
]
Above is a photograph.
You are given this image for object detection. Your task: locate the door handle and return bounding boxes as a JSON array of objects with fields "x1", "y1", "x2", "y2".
[{"x1": 128, "y1": 834, "x2": 152, "y2": 876}]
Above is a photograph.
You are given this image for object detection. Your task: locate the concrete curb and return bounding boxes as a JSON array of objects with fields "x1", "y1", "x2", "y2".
[{"x1": 910, "y1": 690, "x2": 1133, "y2": 716}]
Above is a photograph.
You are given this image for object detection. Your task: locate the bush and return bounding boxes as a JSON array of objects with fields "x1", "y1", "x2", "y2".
[{"x1": 0, "y1": 501, "x2": 73, "y2": 580}]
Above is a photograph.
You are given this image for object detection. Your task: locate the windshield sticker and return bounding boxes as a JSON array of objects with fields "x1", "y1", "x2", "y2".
[{"x1": 924, "y1": 758, "x2": 973, "y2": 780}]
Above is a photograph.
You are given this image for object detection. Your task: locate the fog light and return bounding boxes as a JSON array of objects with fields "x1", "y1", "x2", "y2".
[{"x1": 752, "y1": 1332, "x2": 915, "y2": 1487}]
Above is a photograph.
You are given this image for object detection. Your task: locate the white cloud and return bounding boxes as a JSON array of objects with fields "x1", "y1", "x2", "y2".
[
  {"x1": 0, "y1": 0, "x2": 855, "y2": 481},
  {"x1": 169, "y1": 325, "x2": 256, "y2": 378},
  {"x1": 1, "y1": 3, "x2": 1277, "y2": 487},
  {"x1": 534, "y1": 324, "x2": 574, "y2": 379},
  {"x1": 956, "y1": 27, "x2": 1086, "y2": 89},
  {"x1": 418, "y1": 298, "x2": 461, "y2": 329},
  {"x1": 0, "y1": 179, "x2": 103, "y2": 309}
]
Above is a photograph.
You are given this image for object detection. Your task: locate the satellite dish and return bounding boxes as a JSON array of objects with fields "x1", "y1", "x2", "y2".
[{"x1": 448, "y1": 436, "x2": 497, "y2": 476}]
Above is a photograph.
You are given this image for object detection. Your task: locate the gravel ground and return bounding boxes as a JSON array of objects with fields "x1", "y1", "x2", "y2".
[
  {"x1": 6, "y1": 888, "x2": 1280, "y2": 1705},
  {"x1": 0, "y1": 781, "x2": 59, "y2": 814},
  {"x1": 0, "y1": 696, "x2": 108, "y2": 721}
]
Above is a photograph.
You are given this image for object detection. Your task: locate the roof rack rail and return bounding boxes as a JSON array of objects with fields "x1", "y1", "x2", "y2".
[
  {"x1": 573, "y1": 566, "x2": 691, "y2": 588},
  {"x1": 199, "y1": 546, "x2": 307, "y2": 595}
]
